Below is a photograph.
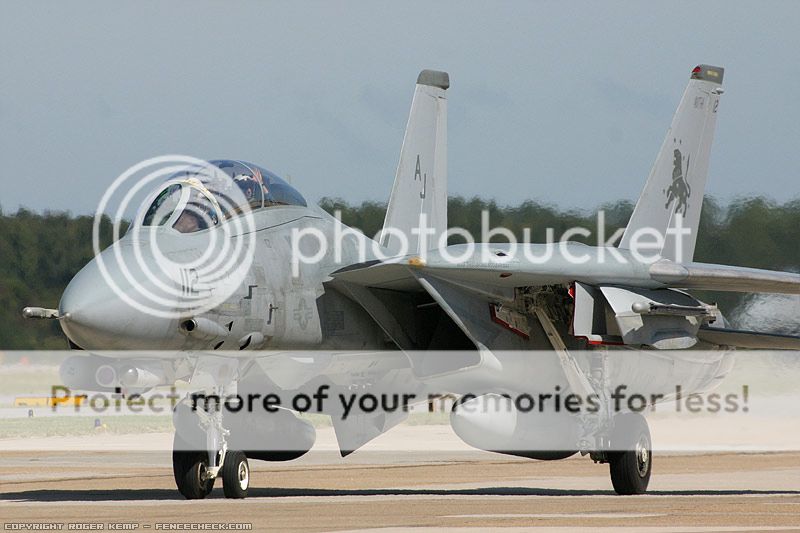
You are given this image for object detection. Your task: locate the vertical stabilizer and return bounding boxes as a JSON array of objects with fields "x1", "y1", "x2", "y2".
[
  {"x1": 619, "y1": 65, "x2": 724, "y2": 263},
  {"x1": 380, "y1": 70, "x2": 448, "y2": 256}
]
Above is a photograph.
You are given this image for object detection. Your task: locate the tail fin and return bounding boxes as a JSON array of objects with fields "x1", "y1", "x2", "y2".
[
  {"x1": 380, "y1": 70, "x2": 448, "y2": 256},
  {"x1": 619, "y1": 64, "x2": 724, "y2": 263}
]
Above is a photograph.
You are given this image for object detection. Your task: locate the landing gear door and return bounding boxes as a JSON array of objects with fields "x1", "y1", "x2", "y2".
[{"x1": 571, "y1": 282, "x2": 621, "y2": 344}]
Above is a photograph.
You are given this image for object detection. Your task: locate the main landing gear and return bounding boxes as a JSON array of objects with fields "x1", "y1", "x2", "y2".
[
  {"x1": 531, "y1": 297, "x2": 653, "y2": 495},
  {"x1": 607, "y1": 412, "x2": 652, "y2": 495},
  {"x1": 588, "y1": 411, "x2": 652, "y2": 495}
]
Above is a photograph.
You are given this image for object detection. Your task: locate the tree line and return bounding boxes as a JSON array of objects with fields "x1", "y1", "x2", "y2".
[{"x1": 0, "y1": 196, "x2": 797, "y2": 349}]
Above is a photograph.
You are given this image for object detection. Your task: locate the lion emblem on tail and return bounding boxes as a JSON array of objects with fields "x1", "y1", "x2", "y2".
[{"x1": 664, "y1": 148, "x2": 691, "y2": 215}]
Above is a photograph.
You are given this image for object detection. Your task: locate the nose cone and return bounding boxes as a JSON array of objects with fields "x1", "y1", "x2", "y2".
[{"x1": 59, "y1": 243, "x2": 181, "y2": 350}]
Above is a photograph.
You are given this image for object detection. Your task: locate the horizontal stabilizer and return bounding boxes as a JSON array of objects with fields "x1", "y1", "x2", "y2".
[{"x1": 697, "y1": 327, "x2": 800, "y2": 350}]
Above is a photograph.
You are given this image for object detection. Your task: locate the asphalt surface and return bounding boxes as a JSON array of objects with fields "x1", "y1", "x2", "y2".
[{"x1": 1, "y1": 428, "x2": 799, "y2": 532}]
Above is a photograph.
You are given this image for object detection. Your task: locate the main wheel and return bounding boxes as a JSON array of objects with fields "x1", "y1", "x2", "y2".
[
  {"x1": 222, "y1": 450, "x2": 250, "y2": 499},
  {"x1": 173, "y1": 434, "x2": 215, "y2": 499},
  {"x1": 608, "y1": 412, "x2": 652, "y2": 495}
]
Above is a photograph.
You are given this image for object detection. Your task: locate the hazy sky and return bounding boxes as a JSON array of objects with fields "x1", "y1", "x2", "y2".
[{"x1": 2, "y1": 1, "x2": 799, "y2": 215}]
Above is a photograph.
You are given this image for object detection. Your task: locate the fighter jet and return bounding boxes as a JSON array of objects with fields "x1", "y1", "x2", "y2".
[{"x1": 24, "y1": 65, "x2": 800, "y2": 499}]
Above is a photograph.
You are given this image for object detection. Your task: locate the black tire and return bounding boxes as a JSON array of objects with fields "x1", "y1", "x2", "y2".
[
  {"x1": 222, "y1": 450, "x2": 250, "y2": 499},
  {"x1": 173, "y1": 433, "x2": 215, "y2": 500},
  {"x1": 608, "y1": 412, "x2": 652, "y2": 495}
]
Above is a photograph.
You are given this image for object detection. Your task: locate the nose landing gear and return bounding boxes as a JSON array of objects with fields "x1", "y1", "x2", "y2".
[
  {"x1": 173, "y1": 435, "x2": 251, "y2": 499},
  {"x1": 172, "y1": 377, "x2": 251, "y2": 499}
]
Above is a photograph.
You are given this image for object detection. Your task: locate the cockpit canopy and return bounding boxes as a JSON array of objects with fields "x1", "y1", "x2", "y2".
[
  {"x1": 211, "y1": 160, "x2": 306, "y2": 209},
  {"x1": 141, "y1": 160, "x2": 306, "y2": 233}
]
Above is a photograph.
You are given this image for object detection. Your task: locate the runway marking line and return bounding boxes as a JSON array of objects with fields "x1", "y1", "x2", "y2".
[{"x1": 442, "y1": 513, "x2": 667, "y2": 519}]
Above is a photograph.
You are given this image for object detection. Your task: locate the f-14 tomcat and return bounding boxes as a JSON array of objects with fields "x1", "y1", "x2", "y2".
[{"x1": 25, "y1": 65, "x2": 800, "y2": 499}]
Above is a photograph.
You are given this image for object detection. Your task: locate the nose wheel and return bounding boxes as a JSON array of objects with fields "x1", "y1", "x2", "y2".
[
  {"x1": 173, "y1": 436, "x2": 251, "y2": 499},
  {"x1": 222, "y1": 450, "x2": 250, "y2": 498},
  {"x1": 173, "y1": 435, "x2": 215, "y2": 499}
]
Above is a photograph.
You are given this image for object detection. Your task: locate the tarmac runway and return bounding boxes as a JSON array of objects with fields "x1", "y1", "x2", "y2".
[{"x1": 1, "y1": 427, "x2": 800, "y2": 532}]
